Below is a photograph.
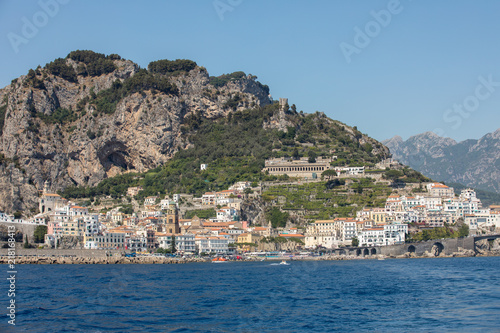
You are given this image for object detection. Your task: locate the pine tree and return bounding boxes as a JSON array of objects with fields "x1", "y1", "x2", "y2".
[
  {"x1": 23, "y1": 235, "x2": 30, "y2": 249},
  {"x1": 170, "y1": 235, "x2": 176, "y2": 254}
]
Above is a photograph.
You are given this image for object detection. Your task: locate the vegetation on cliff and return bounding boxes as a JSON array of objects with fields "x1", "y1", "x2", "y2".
[
  {"x1": 263, "y1": 179, "x2": 392, "y2": 220},
  {"x1": 57, "y1": 97, "x2": 434, "y2": 224},
  {"x1": 407, "y1": 224, "x2": 469, "y2": 241},
  {"x1": 67, "y1": 50, "x2": 118, "y2": 77},
  {"x1": 0, "y1": 95, "x2": 7, "y2": 136},
  {"x1": 148, "y1": 59, "x2": 197, "y2": 75},
  {"x1": 209, "y1": 71, "x2": 270, "y2": 95},
  {"x1": 88, "y1": 69, "x2": 179, "y2": 115}
]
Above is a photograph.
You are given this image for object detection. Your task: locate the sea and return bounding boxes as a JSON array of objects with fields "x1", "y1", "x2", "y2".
[{"x1": 1, "y1": 256, "x2": 500, "y2": 332}]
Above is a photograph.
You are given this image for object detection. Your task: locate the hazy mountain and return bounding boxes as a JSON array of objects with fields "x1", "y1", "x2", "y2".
[{"x1": 383, "y1": 130, "x2": 500, "y2": 194}]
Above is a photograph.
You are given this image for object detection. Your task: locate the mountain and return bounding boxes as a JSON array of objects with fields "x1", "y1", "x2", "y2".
[
  {"x1": 0, "y1": 50, "x2": 391, "y2": 215},
  {"x1": 383, "y1": 130, "x2": 500, "y2": 194}
]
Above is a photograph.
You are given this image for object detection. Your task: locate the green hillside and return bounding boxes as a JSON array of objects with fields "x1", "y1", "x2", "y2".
[
  {"x1": 263, "y1": 178, "x2": 392, "y2": 220},
  {"x1": 60, "y1": 103, "x2": 392, "y2": 201}
]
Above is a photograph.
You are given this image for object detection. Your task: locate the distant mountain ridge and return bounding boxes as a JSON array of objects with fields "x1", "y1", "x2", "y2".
[{"x1": 383, "y1": 129, "x2": 500, "y2": 194}]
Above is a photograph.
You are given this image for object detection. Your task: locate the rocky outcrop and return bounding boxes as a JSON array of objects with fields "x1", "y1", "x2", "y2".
[
  {"x1": 0, "y1": 54, "x2": 271, "y2": 214},
  {"x1": 383, "y1": 130, "x2": 500, "y2": 194},
  {"x1": 475, "y1": 238, "x2": 500, "y2": 256},
  {"x1": 240, "y1": 197, "x2": 267, "y2": 225}
]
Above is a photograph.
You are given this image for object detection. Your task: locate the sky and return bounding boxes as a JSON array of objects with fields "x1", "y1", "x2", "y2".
[{"x1": 1, "y1": 0, "x2": 500, "y2": 142}]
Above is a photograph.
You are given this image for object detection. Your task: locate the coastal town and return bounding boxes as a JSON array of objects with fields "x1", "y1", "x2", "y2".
[{"x1": 1, "y1": 168, "x2": 499, "y2": 256}]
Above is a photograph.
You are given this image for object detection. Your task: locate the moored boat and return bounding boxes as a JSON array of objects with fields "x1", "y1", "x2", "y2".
[{"x1": 212, "y1": 257, "x2": 228, "y2": 263}]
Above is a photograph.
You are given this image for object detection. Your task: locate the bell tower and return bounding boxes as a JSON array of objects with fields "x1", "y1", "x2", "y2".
[{"x1": 165, "y1": 206, "x2": 180, "y2": 234}]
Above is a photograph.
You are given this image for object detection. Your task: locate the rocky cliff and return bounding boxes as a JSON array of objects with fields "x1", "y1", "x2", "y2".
[
  {"x1": 383, "y1": 130, "x2": 500, "y2": 193},
  {"x1": 0, "y1": 51, "x2": 271, "y2": 214}
]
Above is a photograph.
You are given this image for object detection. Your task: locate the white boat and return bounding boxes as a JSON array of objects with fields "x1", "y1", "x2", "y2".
[{"x1": 279, "y1": 260, "x2": 289, "y2": 265}]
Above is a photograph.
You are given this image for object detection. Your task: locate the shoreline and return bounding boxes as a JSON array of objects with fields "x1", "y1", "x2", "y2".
[{"x1": 1, "y1": 251, "x2": 498, "y2": 264}]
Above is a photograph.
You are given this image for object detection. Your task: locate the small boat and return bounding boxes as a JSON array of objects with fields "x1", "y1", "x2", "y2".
[
  {"x1": 212, "y1": 257, "x2": 228, "y2": 263},
  {"x1": 279, "y1": 260, "x2": 289, "y2": 265}
]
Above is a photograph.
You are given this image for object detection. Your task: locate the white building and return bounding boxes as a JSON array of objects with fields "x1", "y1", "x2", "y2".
[
  {"x1": 144, "y1": 196, "x2": 158, "y2": 206},
  {"x1": 213, "y1": 206, "x2": 238, "y2": 222},
  {"x1": 201, "y1": 192, "x2": 216, "y2": 206},
  {"x1": 158, "y1": 234, "x2": 196, "y2": 253},
  {"x1": 335, "y1": 166, "x2": 365, "y2": 176},
  {"x1": 229, "y1": 181, "x2": 251, "y2": 192},
  {"x1": 160, "y1": 199, "x2": 175, "y2": 210},
  {"x1": 173, "y1": 194, "x2": 181, "y2": 204},
  {"x1": 126, "y1": 235, "x2": 148, "y2": 252},
  {"x1": 358, "y1": 224, "x2": 407, "y2": 247},
  {"x1": 195, "y1": 235, "x2": 229, "y2": 254},
  {"x1": 0, "y1": 212, "x2": 14, "y2": 223},
  {"x1": 85, "y1": 232, "x2": 127, "y2": 249}
]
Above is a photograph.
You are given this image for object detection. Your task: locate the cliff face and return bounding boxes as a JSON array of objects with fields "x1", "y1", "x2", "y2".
[
  {"x1": 383, "y1": 130, "x2": 500, "y2": 194},
  {"x1": 0, "y1": 54, "x2": 271, "y2": 214}
]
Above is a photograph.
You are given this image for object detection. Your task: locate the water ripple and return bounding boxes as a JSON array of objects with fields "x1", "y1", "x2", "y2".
[{"x1": 2, "y1": 257, "x2": 500, "y2": 332}]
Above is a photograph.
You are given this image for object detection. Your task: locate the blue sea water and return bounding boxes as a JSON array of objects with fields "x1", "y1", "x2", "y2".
[{"x1": 1, "y1": 257, "x2": 500, "y2": 332}]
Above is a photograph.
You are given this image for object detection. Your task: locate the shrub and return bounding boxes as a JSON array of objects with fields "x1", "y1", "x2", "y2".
[
  {"x1": 89, "y1": 71, "x2": 178, "y2": 115},
  {"x1": 67, "y1": 50, "x2": 106, "y2": 63},
  {"x1": 209, "y1": 71, "x2": 246, "y2": 88},
  {"x1": 67, "y1": 50, "x2": 116, "y2": 77},
  {"x1": 36, "y1": 107, "x2": 78, "y2": 125},
  {"x1": 45, "y1": 58, "x2": 77, "y2": 83},
  {"x1": 25, "y1": 69, "x2": 46, "y2": 90},
  {"x1": 86, "y1": 58, "x2": 116, "y2": 76},
  {"x1": 0, "y1": 97, "x2": 8, "y2": 136},
  {"x1": 148, "y1": 59, "x2": 197, "y2": 75}
]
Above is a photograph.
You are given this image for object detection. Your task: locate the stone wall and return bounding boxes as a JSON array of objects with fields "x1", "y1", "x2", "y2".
[
  {"x1": 0, "y1": 222, "x2": 38, "y2": 242},
  {"x1": 0, "y1": 247, "x2": 123, "y2": 258}
]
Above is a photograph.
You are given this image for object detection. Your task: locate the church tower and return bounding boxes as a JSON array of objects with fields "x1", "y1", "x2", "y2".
[
  {"x1": 43, "y1": 180, "x2": 50, "y2": 194},
  {"x1": 164, "y1": 206, "x2": 180, "y2": 234}
]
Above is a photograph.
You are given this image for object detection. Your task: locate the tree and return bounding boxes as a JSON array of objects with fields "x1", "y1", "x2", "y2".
[
  {"x1": 351, "y1": 237, "x2": 359, "y2": 247},
  {"x1": 33, "y1": 225, "x2": 47, "y2": 243},
  {"x1": 170, "y1": 235, "x2": 176, "y2": 253},
  {"x1": 308, "y1": 150, "x2": 317, "y2": 163},
  {"x1": 322, "y1": 169, "x2": 337, "y2": 180},
  {"x1": 266, "y1": 207, "x2": 289, "y2": 228},
  {"x1": 292, "y1": 148, "x2": 300, "y2": 160},
  {"x1": 23, "y1": 235, "x2": 31, "y2": 248},
  {"x1": 457, "y1": 224, "x2": 469, "y2": 237}
]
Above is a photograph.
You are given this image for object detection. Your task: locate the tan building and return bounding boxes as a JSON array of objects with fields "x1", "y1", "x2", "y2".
[
  {"x1": 262, "y1": 157, "x2": 332, "y2": 179},
  {"x1": 127, "y1": 186, "x2": 143, "y2": 197},
  {"x1": 237, "y1": 233, "x2": 262, "y2": 244},
  {"x1": 369, "y1": 208, "x2": 387, "y2": 225},
  {"x1": 61, "y1": 218, "x2": 85, "y2": 237},
  {"x1": 427, "y1": 183, "x2": 454, "y2": 198}
]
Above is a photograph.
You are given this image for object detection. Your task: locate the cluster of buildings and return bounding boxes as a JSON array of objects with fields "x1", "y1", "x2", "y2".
[
  {"x1": 305, "y1": 217, "x2": 408, "y2": 249},
  {"x1": 305, "y1": 183, "x2": 500, "y2": 249},
  {"x1": 380, "y1": 183, "x2": 500, "y2": 232},
  {"x1": 16, "y1": 181, "x2": 305, "y2": 254},
  {"x1": 3, "y1": 178, "x2": 500, "y2": 253}
]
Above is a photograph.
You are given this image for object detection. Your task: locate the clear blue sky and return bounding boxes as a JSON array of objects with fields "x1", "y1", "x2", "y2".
[{"x1": 1, "y1": 0, "x2": 500, "y2": 142}]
